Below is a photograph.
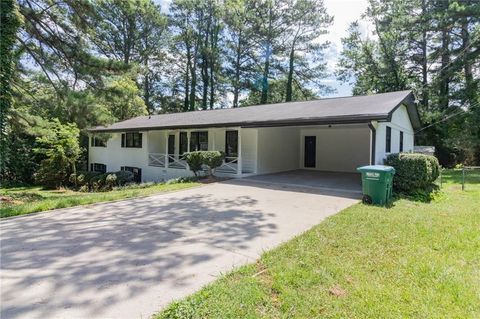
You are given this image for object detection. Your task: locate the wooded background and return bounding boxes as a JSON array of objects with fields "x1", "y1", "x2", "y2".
[{"x1": 0, "y1": 0, "x2": 479, "y2": 185}]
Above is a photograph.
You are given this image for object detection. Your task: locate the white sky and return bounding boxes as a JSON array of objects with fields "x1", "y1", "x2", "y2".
[
  {"x1": 319, "y1": 0, "x2": 370, "y2": 97},
  {"x1": 157, "y1": 0, "x2": 370, "y2": 97}
]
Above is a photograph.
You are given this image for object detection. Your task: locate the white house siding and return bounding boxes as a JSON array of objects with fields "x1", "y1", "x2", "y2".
[
  {"x1": 374, "y1": 104, "x2": 415, "y2": 164},
  {"x1": 256, "y1": 127, "x2": 299, "y2": 174},
  {"x1": 300, "y1": 125, "x2": 370, "y2": 173},
  {"x1": 240, "y1": 129, "x2": 258, "y2": 173},
  {"x1": 89, "y1": 132, "x2": 148, "y2": 179}
]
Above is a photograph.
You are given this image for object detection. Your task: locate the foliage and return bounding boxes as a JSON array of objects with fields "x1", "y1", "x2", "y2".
[
  {"x1": 184, "y1": 151, "x2": 205, "y2": 176},
  {"x1": 0, "y1": 0, "x2": 21, "y2": 180},
  {"x1": 185, "y1": 151, "x2": 225, "y2": 177},
  {"x1": 201, "y1": 151, "x2": 225, "y2": 176},
  {"x1": 384, "y1": 152, "x2": 440, "y2": 194},
  {"x1": 156, "y1": 171, "x2": 480, "y2": 318},
  {"x1": 337, "y1": 0, "x2": 480, "y2": 166},
  {"x1": 33, "y1": 119, "x2": 81, "y2": 188},
  {"x1": 166, "y1": 176, "x2": 199, "y2": 184}
]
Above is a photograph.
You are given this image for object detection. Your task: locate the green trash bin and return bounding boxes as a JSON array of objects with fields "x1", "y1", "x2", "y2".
[{"x1": 357, "y1": 165, "x2": 395, "y2": 205}]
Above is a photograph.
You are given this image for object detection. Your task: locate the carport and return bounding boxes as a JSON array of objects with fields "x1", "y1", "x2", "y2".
[{"x1": 240, "y1": 170, "x2": 362, "y2": 194}]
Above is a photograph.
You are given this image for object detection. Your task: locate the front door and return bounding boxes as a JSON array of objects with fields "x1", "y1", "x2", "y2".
[
  {"x1": 168, "y1": 135, "x2": 175, "y2": 162},
  {"x1": 304, "y1": 136, "x2": 316, "y2": 168}
]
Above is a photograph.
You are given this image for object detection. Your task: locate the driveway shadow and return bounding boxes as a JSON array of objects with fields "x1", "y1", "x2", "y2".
[{"x1": 0, "y1": 193, "x2": 276, "y2": 319}]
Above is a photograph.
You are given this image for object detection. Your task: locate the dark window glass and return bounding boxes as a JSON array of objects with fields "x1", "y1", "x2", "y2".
[
  {"x1": 225, "y1": 131, "x2": 238, "y2": 160},
  {"x1": 386, "y1": 126, "x2": 391, "y2": 153},
  {"x1": 399, "y1": 131, "x2": 404, "y2": 152},
  {"x1": 180, "y1": 132, "x2": 188, "y2": 155},
  {"x1": 121, "y1": 132, "x2": 142, "y2": 148},
  {"x1": 91, "y1": 136, "x2": 107, "y2": 147},
  {"x1": 90, "y1": 163, "x2": 106, "y2": 173},
  {"x1": 121, "y1": 166, "x2": 142, "y2": 183},
  {"x1": 190, "y1": 131, "x2": 208, "y2": 151}
]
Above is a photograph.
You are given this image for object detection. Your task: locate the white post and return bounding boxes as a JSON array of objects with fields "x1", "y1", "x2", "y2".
[
  {"x1": 187, "y1": 131, "x2": 191, "y2": 152},
  {"x1": 211, "y1": 128, "x2": 216, "y2": 151},
  {"x1": 165, "y1": 132, "x2": 169, "y2": 168},
  {"x1": 237, "y1": 128, "x2": 242, "y2": 176}
]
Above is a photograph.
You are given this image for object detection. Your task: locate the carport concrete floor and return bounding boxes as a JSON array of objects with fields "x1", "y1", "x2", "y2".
[
  {"x1": 0, "y1": 181, "x2": 359, "y2": 319},
  {"x1": 240, "y1": 169, "x2": 362, "y2": 193}
]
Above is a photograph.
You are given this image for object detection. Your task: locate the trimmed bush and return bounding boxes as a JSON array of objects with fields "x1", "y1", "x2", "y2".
[
  {"x1": 113, "y1": 170, "x2": 134, "y2": 186},
  {"x1": 201, "y1": 151, "x2": 225, "y2": 176},
  {"x1": 105, "y1": 174, "x2": 117, "y2": 190},
  {"x1": 184, "y1": 152, "x2": 204, "y2": 176},
  {"x1": 384, "y1": 153, "x2": 440, "y2": 193},
  {"x1": 73, "y1": 171, "x2": 101, "y2": 186}
]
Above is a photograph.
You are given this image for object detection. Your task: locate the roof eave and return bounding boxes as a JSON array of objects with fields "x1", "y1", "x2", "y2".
[{"x1": 87, "y1": 114, "x2": 389, "y2": 133}]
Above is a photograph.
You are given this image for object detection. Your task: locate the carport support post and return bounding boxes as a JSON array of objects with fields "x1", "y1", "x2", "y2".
[
  {"x1": 237, "y1": 128, "x2": 242, "y2": 176},
  {"x1": 165, "y1": 133, "x2": 169, "y2": 168}
]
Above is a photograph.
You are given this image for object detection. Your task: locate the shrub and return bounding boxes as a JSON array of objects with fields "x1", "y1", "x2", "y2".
[
  {"x1": 33, "y1": 119, "x2": 81, "y2": 188},
  {"x1": 184, "y1": 152, "x2": 204, "y2": 176},
  {"x1": 384, "y1": 153, "x2": 440, "y2": 194},
  {"x1": 113, "y1": 170, "x2": 134, "y2": 186},
  {"x1": 105, "y1": 174, "x2": 117, "y2": 190},
  {"x1": 165, "y1": 176, "x2": 198, "y2": 184},
  {"x1": 201, "y1": 151, "x2": 225, "y2": 176}
]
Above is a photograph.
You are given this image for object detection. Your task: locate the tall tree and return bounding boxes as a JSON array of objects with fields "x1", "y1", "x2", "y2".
[
  {"x1": 90, "y1": 0, "x2": 168, "y2": 113},
  {"x1": 283, "y1": 0, "x2": 333, "y2": 101},
  {"x1": 0, "y1": 0, "x2": 21, "y2": 179}
]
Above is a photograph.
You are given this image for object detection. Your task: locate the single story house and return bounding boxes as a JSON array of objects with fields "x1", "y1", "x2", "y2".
[{"x1": 87, "y1": 90, "x2": 420, "y2": 182}]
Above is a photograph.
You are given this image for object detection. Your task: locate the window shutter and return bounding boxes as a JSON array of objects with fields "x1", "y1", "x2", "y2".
[
  {"x1": 121, "y1": 134, "x2": 125, "y2": 147},
  {"x1": 90, "y1": 163, "x2": 93, "y2": 171},
  {"x1": 91, "y1": 137, "x2": 94, "y2": 147},
  {"x1": 139, "y1": 133, "x2": 143, "y2": 148}
]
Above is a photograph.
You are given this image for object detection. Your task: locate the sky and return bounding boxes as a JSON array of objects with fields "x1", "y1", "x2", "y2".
[
  {"x1": 157, "y1": 0, "x2": 370, "y2": 97},
  {"x1": 317, "y1": 0, "x2": 370, "y2": 97}
]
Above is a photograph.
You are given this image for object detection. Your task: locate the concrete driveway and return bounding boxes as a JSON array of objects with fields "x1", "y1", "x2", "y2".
[{"x1": 0, "y1": 180, "x2": 358, "y2": 319}]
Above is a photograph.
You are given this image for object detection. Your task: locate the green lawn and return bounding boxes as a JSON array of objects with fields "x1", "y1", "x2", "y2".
[
  {"x1": 157, "y1": 170, "x2": 480, "y2": 319},
  {"x1": 0, "y1": 182, "x2": 200, "y2": 218}
]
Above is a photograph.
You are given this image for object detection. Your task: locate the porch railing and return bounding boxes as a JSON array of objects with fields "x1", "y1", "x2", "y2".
[
  {"x1": 216, "y1": 156, "x2": 239, "y2": 174},
  {"x1": 148, "y1": 153, "x2": 240, "y2": 175},
  {"x1": 148, "y1": 153, "x2": 187, "y2": 169},
  {"x1": 148, "y1": 153, "x2": 166, "y2": 167}
]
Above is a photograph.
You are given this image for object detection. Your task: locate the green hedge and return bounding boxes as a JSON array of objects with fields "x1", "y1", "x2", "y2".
[
  {"x1": 384, "y1": 153, "x2": 440, "y2": 193},
  {"x1": 184, "y1": 151, "x2": 225, "y2": 176}
]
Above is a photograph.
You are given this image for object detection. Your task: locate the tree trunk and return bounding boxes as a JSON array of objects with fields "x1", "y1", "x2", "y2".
[
  {"x1": 461, "y1": 18, "x2": 476, "y2": 106},
  {"x1": 233, "y1": 32, "x2": 242, "y2": 108},
  {"x1": 420, "y1": 0, "x2": 429, "y2": 109},
  {"x1": 184, "y1": 44, "x2": 191, "y2": 112},
  {"x1": 438, "y1": 27, "x2": 450, "y2": 109},
  {"x1": 286, "y1": 46, "x2": 295, "y2": 102}
]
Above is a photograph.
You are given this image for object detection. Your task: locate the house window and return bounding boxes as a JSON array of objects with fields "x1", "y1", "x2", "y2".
[
  {"x1": 386, "y1": 126, "x2": 391, "y2": 153},
  {"x1": 399, "y1": 131, "x2": 404, "y2": 152},
  {"x1": 91, "y1": 136, "x2": 106, "y2": 147},
  {"x1": 90, "y1": 163, "x2": 106, "y2": 173},
  {"x1": 121, "y1": 166, "x2": 142, "y2": 183},
  {"x1": 121, "y1": 132, "x2": 142, "y2": 148},
  {"x1": 190, "y1": 131, "x2": 208, "y2": 151},
  {"x1": 225, "y1": 131, "x2": 238, "y2": 160},
  {"x1": 179, "y1": 132, "x2": 188, "y2": 155}
]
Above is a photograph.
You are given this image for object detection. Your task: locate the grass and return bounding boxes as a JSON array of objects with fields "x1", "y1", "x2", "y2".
[
  {"x1": 156, "y1": 170, "x2": 480, "y2": 319},
  {"x1": 0, "y1": 182, "x2": 200, "y2": 218}
]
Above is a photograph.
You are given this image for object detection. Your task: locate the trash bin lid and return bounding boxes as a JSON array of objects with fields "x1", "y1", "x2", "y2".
[{"x1": 357, "y1": 165, "x2": 395, "y2": 173}]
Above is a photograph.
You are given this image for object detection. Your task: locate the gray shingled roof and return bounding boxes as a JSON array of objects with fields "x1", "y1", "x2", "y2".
[{"x1": 89, "y1": 90, "x2": 420, "y2": 132}]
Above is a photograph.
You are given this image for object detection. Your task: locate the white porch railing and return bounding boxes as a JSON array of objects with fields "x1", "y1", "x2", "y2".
[
  {"x1": 216, "y1": 156, "x2": 239, "y2": 174},
  {"x1": 148, "y1": 153, "x2": 166, "y2": 167},
  {"x1": 148, "y1": 153, "x2": 188, "y2": 169},
  {"x1": 167, "y1": 154, "x2": 188, "y2": 169},
  {"x1": 148, "y1": 153, "x2": 240, "y2": 175}
]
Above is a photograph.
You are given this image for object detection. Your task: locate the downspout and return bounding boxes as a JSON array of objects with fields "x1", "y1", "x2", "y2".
[{"x1": 368, "y1": 122, "x2": 377, "y2": 165}]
